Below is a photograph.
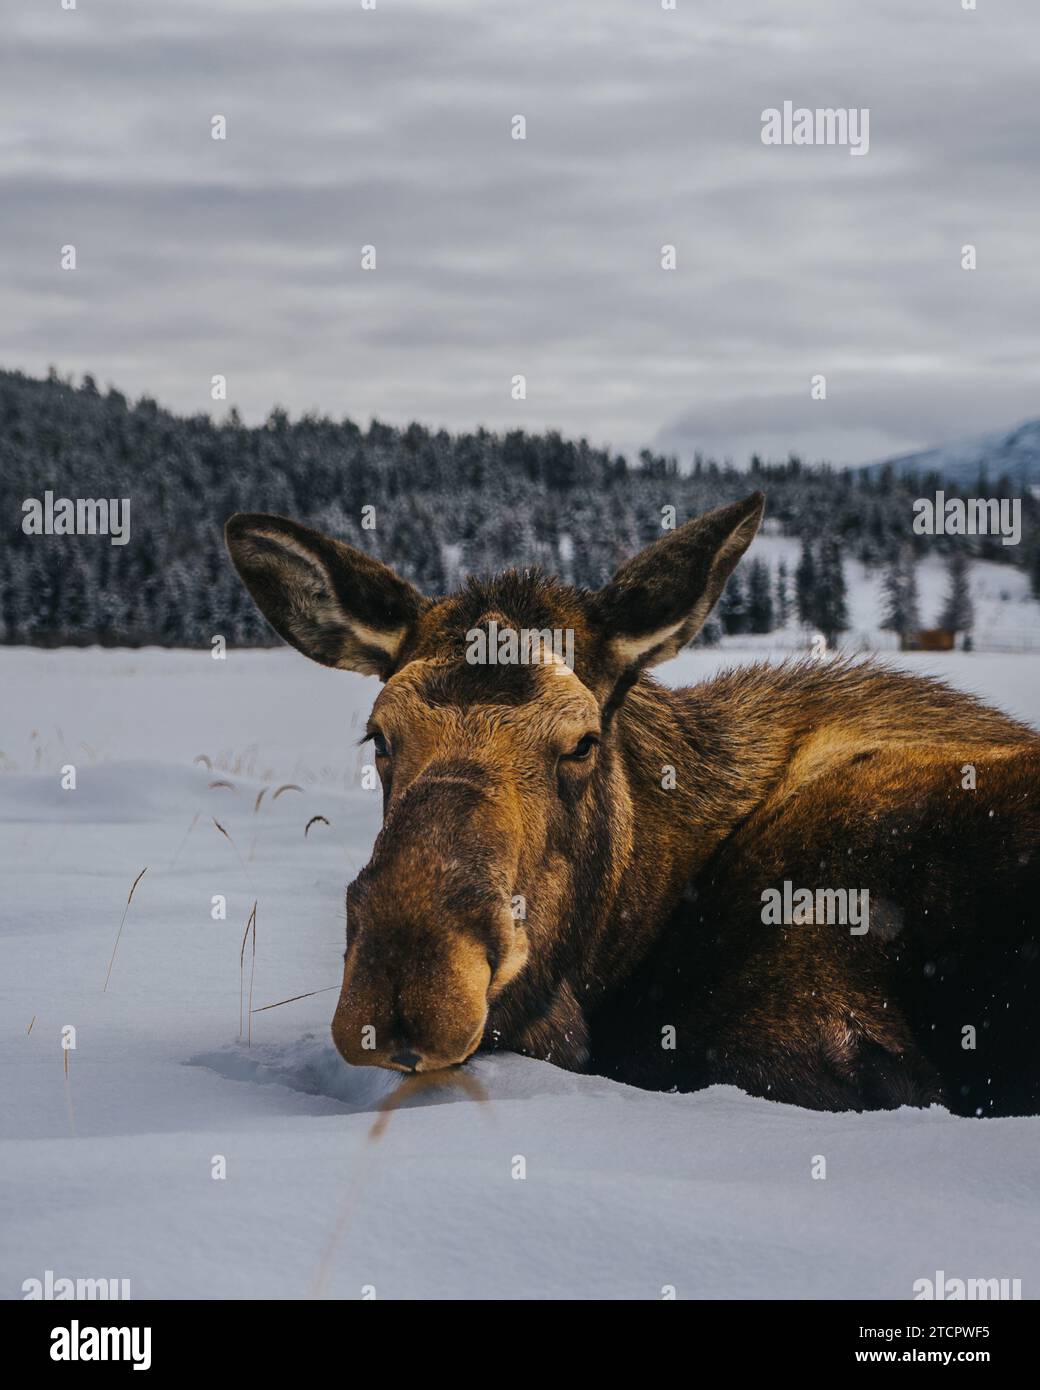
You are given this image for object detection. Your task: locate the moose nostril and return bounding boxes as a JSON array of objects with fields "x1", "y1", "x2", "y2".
[{"x1": 390, "y1": 1049, "x2": 422, "y2": 1071}]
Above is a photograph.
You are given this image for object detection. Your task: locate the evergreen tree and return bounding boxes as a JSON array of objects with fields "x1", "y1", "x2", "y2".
[
  {"x1": 795, "y1": 540, "x2": 816, "y2": 626},
  {"x1": 814, "y1": 538, "x2": 849, "y2": 645},
  {"x1": 746, "y1": 558, "x2": 774, "y2": 633},
  {"x1": 718, "y1": 569, "x2": 748, "y2": 635},
  {"x1": 881, "y1": 548, "x2": 921, "y2": 640},
  {"x1": 939, "y1": 553, "x2": 974, "y2": 633},
  {"x1": 775, "y1": 558, "x2": 791, "y2": 626}
]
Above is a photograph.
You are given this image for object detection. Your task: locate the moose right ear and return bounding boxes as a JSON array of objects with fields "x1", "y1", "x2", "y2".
[
  {"x1": 591, "y1": 492, "x2": 765, "y2": 674},
  {"x1": 225, "y1": 513, "x2": 426, "y2": 679}
]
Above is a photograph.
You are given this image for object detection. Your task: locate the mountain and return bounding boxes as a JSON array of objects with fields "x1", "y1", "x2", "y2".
[{"x1": 869, "y1": 420, "x2": 1040, "y2": 492}]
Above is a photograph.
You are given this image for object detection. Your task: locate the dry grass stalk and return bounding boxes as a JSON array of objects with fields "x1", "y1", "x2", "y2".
[
  {"x1": 368, "y1": 1067, "x2": 489, "y2": 1140},
  {"x1": 272, "y1": 783, "x2": 303, "y2": 800},
  {"x1": 310, "y1": 1067, "x2": 490, "y2": 1298},
  {"x1": 63, "y1": 1042, "x2": 76, "y2": 1137},
  {"x1": 103, "y1": 867, "x2": 148, "y2": 991},
  {"x1": 169, "y1": 811, "x2": 200, "y2": 868},
  {"x1": 239, "y1": 901, "x2": 257, "y2": 1041},
  {"x1": 250, "y1": 985, "x2": 339, "y2": 1015},
  {"x1": 212, "y1": 817, "x2": 248, "y2": 872}
]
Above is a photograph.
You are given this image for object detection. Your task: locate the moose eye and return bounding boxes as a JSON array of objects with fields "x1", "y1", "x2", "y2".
[
  {"x1": 562, "y1": 734, "x2": 598, "y2": 761},
  {"x1": 370, "y1": 730, "x2": 391, "y2": 758}
]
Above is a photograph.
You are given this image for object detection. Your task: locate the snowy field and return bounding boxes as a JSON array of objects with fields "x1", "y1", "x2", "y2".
[{"x1": 3, "y1": 643, "x2": 1040, "y2": 1300}]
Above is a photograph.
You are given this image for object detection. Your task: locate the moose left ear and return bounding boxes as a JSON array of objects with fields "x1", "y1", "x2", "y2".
[
  {"x1": 591, "y1": 492, "x2": 765, "y2": 672},
  {"x1": 225, "y1": 512, "x2": 426, "y2": 679}
]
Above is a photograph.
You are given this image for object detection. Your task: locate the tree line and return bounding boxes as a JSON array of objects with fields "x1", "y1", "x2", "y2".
[{"x1": 0, "y1": 368, "x2": 1032, "y2": 647}]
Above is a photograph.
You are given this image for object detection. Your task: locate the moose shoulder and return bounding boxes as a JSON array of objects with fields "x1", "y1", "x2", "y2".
[{"x1": 226, "y1": 495, "x2": 1040, "y2": 1116}]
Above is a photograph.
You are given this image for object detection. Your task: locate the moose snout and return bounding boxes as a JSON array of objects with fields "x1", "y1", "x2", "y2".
[
  {"x1": 330, "y1": 899, "x2": 500, "y2": 1074},
  {"x1": 330, "y1": 767, "x2": 526, "y2": 1074},
  {"x1": 331, "y1": 963, "x2": 490, "y2": 1073}
]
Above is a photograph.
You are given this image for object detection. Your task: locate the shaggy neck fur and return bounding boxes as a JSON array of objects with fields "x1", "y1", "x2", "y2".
[{"x1": 488, "y1": 656, "x2": 1035, "y2": 1071}]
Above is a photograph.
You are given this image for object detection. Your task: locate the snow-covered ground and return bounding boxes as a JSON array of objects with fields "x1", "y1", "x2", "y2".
[{"x1": 2, "y1": 644, "x2": 1040, "y2": 1300}]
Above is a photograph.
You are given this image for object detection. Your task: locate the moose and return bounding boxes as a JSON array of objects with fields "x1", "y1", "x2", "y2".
[{"x1": 227, "y1": 495, "x2": 1040, "y2": 1115}]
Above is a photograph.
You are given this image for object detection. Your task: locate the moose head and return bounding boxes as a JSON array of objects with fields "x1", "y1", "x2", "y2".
[{"x1": 226, "y1": 493, "x2": 763, "y2": 1075}]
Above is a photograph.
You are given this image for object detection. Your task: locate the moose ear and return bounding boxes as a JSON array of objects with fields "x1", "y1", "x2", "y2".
[
  {"x1": 225, "y1": 513, "x2": 426, "y2": 679},
  {"x1": 591, "y1": 492, "x2": 764, "y2": 672}
]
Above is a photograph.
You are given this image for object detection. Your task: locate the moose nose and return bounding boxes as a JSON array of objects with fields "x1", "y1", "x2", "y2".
[{"x1": 390, "y1": 1049, "x2": 422, "y2": 1072}]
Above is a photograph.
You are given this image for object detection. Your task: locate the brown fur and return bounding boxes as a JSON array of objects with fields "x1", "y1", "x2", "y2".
[{"x1": 226, "y1": 497, "x2": 1040, "y2": 1114}]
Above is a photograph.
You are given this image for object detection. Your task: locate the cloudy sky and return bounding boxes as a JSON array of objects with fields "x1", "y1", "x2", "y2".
[{"x1": 2, "y1": 0, "x2": 1038, "y2": 466}]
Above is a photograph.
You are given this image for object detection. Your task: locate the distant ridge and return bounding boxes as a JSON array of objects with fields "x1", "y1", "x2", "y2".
[{"x1": 868, "y1": 420, "x2": 1040, "y2": 491}]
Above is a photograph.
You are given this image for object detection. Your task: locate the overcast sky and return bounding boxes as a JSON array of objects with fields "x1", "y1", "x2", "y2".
[{"x1": 2, "y1": 0, "x2": 1038, "y2": 467}]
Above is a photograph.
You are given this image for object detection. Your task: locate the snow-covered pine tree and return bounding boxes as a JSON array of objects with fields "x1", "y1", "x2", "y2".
[
  {"x1": 814, "y1": 537, "x2": 849, "y2": 645},
  {"x1": 746, "y1": 557, "x2": 774, "y2": 633},
  {"x1": 795, "y1": 540, "x2": 816, "y2": 627},
  {"x1": 939, "y1": 553, "x2": 974, "y2": 634},
  {"x1": 881, "y1": 547, "x2": 921, "y2": 640},
  {"x1": 775, "y1": 558, "x2": 791, "y2": 626}
]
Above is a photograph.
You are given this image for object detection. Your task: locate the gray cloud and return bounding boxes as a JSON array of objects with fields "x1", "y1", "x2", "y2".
[{"x1": 1, "y1": 0, "x2": 1038, "y2": 465}]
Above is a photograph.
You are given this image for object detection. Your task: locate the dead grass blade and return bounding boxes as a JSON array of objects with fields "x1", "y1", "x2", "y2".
[
  {"x1": 368, "y1": 1068, "x2": 490, "y2": 1140},
  {"x1": 27, "y1": 1015, "x2": 35, "y2": 1035},
  {"x1": 63, "y1": 1041, "x2": 76, "y2": 1137},
  {"x1": 304, "y1": 815, "x2": 330, "y2": 838},
  {"x1": 193, "y1": 754, "x2": 213, "y2": 770},
  {"x1": 212, "y1": 817, "x2": 247, "y2": 871},
  {"x1": 239, "y1": 902, "x2": 257, "y2": 1041},
  {"x1": 254, "y1": 786, "x2": 270, "y2": 813},
  {"x1": 169, "y1": 811, "x2": 200, "y2": 869},
  {"x1": 310, "y1": 1067, "x2": 490, "y2": 1298},
  {"x1": 208, "y1": 780, "x2": 235, "y2": 792},
  {"x1": 248, "y1": 920, "x2": 257, "y2": 1045},
  {"x1": 250, "y1": 985, "x2": 339, "y2": 1015},
  {"x1": 103, "y1": 867, "x2": 148, "y2": 991},
  {"x1": 272, "y1": 783, "x2": 303, "y2": 800}
]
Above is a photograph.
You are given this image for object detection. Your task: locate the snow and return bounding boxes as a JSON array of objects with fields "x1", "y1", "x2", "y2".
[{"x1": 3, "y1": 644, "x2": 1040, "y2": 1300}]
